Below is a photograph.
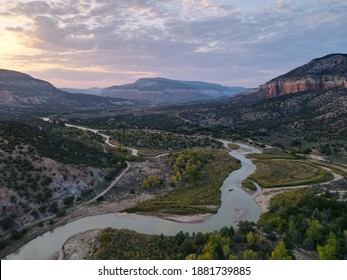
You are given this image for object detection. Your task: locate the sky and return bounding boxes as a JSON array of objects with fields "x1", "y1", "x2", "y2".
[{"x1": 0, "y1": 0, "x2": 346, "y2": 88}]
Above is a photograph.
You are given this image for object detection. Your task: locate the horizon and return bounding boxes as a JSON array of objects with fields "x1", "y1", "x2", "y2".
[{"x1": 1, "y1": 0, "x2": 347, "y2": 88}]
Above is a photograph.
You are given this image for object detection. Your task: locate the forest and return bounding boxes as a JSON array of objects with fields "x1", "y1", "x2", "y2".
[{"x1": 108, "y1": 129, "x2": 222, "y2": 150}]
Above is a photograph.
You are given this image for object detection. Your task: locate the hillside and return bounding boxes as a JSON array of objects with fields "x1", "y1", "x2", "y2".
[
  {"x1": 0, "y1": 69, "x2": 135, "y2": 110},
  {"x1": 102, "y1": 77, "x2": 246, "y2": 103},
  {"x1": 0, "y1": 69, "x2": 62, "y2": 106},
  {"x1": 0, "y1": 120, "x2": 128, "y2": 242},
  {"x1": 257, "y1": 54, "x2": 347, "y2": 98}
]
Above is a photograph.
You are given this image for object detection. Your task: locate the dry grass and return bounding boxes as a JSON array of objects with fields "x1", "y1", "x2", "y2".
[{"x1": 250, "y1": 160, "x2": 333, "y2": 188}]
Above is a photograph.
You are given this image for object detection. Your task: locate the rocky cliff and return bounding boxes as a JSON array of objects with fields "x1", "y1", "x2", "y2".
[{"x1": 257, "y1": 54, "x2": 347, "y2": 98}]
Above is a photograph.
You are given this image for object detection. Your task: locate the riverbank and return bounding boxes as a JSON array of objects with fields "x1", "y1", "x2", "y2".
[
  {"x1": 56, "y1": 229, "x2": 101, "y2": 260},
  {"x1": 0, "y1": 192, "x2": 154, "y2": 259},
  {"x1": 254, "y1": 168, "x2": 343, "y2": 212}
]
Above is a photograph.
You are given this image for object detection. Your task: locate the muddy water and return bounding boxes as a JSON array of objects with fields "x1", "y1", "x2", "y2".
[{"x1": 6, "y1": 141, "x2": 262, "y2": 259}]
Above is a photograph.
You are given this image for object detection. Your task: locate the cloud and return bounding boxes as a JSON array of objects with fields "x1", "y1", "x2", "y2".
[
  {"x1": 5, "y1": 26, "x2": 24, "y2": 32},
  {"x1": 1, "y1": 0, "x2": 347, "y2": 87}
]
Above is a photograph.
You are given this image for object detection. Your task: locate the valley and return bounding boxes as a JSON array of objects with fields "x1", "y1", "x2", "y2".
[{"x1": 0, "y1": 54, "x2": 347, "y2": 260}]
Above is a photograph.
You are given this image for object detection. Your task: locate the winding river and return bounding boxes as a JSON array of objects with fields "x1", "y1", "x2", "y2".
[{"x1": 6, "y1": 136, "x2": 262, "y2": 259}]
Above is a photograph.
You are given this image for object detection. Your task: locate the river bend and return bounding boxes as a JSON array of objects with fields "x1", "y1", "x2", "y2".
[{"x1": 6, "y1": 140, "x2": 262, "y2": 259}]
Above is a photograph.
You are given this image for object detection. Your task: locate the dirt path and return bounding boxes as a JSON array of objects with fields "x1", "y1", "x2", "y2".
[
  {"x1": 65, "y1": 123, "x2": 139, "y2": 156},
  {"x1": 78, "y1": 161, "x2": 130, "y2": 207}
]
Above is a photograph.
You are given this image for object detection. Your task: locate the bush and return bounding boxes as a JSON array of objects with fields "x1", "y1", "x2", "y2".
[{"x1": 64, "y1": 196, "x2": 74, "y2": 205}]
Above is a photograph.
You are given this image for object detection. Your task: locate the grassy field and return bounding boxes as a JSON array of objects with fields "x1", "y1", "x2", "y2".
[
  {"x1": 247, "y1": 152, "x2": 295, "y2": 160},
  {"x1": 250, "y1": 160, "x2": 333, "y2": 188},
  {"x1": 241, "y1": 179, "x2": 257, "y2": 191},
  {"x1": 126, "y1": 150, "x2": 241, "y2": 215},
  {"x1": 137, "y1": 148, "x2": 173, "y2": 157}
]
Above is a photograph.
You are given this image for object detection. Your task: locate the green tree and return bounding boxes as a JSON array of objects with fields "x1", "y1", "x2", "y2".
[
  {"x1": 228, "y1": 254, "x2": 238, "y2": 260},
  {"x1": 306, "y1": 219, "x2": 322, "y2": 245},
  {"x1": 270, "y1": 241, "x2": 292, "y2": 260},
  {"x1": 243, "y1": 249, "x2": 259, "y2": 260},
  {"x1": 246, "y1": 231, "x2": 262, "y2": 246},
  {"x1": 317, "y1": 232, "x2": 338, "y2": 260}
]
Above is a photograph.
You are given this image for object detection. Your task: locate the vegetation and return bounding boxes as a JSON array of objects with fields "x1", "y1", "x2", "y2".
[
  {"x1": 136, "y1": 148, "x2": 171, "y2": 157},
  {"x1": 311, "y1": 161, "x2": 347, "y2": 177},
  {"x1": 0, "y1": 120, "x2": 129, "y2": 246},
  {"x1": 0, "y1": 121, "x2": 129, "y2": 169},
  {"x1": 126, "y1": 150, "x2": 241, "y2": 215},
  {"x1": 92, "y1": 221, "x2": 273, "y2": 260},
  {"x1": 142, "y1": 175, "x2": 163, "y2": 189},
  {"x1": 242, "y1": 179, "x2": 257, "y2": 191},
  {"x1": 58, "y1": 87, "x2": 347, "y2": 164},
  {"x1": 247, "y1": 151, "x2": 295, "y2": 160},
  {"x1": 258, "y1": 180, "x2": 347, "y2": 259},
  {"x1": 108, "y1": 129, "x2": 222, "y2": 151},
  {"x1": 90, "y1": 179, "x2": 347, "y2": 260},
  {"x1": 249, "y1": 160, "x2": 333, "y2": 188}
]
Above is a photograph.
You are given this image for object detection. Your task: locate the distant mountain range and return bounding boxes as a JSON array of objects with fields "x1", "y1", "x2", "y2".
[
  {"x1": 101, "y1": 77, "x2": 247, "y2": 102},
  {"x1": 257, "y1": 53, "x2": 347, "y2": 98},
  {"x1": 60, "y1": 87, "x2": 104, "y2": 95},
  {"x1": 0, "y1": 69, "x2": 134, "y2": 109}
]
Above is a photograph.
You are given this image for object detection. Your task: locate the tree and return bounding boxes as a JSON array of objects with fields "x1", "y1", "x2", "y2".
[
  {"x1": 317, "y1": 232, "x2": 338, "y2": 260},
  {"x1": 246, "y1": 231, "x2": 262, "y2": 246},
  {"x1": 180, "y1": 239, "x2": 194, "y2": 256},
  {"x1": 306, "y1": 219, "x2": 322, "y2": 246},
  {"x1": 270, "y1": 241, "x2": 292, "y2": 260},
  {"x1": 243, "y1": 249, "x2": 259, "y2": 260},
  {"x1": 228, "y1": 254, "x2": 238, "y2": 260},
  {"x1": 175, "y1": 231, "x2": 186, "y2": 246},
  {"x1": 195, "y1": 232, "x2": 206, "y2": 245},
  {"x1": 238, "y1": 221, "x2": 254, "y2": 234},
  {"x1": 185, "y1": 254, "x2": 197, "y2": 260}
]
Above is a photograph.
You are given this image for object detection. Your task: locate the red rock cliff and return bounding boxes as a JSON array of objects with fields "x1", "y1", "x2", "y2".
[{"x1": 257, "y1": 54, "x2": 347, "y2": 98}]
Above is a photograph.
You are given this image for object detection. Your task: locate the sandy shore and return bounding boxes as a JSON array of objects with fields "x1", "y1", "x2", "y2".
[
  {"x1": 58, "y1": 229, "x2": 101, "y2": 260},
  {"x1": 255, "y1": 188, "x2": 290, "y2": 212},
  {"x1": 70, "y1": 193, "x2": 155, "y2": 219},
  {"x1": 158, "y1": 213, "x2": 212, "y2": 223}
]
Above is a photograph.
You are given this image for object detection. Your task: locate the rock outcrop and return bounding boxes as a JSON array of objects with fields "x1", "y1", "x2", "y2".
[{"x1": 257, "y1": 54, "x2": 347, "y2": 98}]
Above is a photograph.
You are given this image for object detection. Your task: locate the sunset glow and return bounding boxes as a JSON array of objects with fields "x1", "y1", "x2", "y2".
[{"x1": 0, "y1": 0, "x2": 346, "y2": 88}]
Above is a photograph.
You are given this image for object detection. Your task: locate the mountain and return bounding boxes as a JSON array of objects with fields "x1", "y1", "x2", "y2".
[
  {"x1": 60, "y1": 87, "x2": 103, "y2": 95},
  {"x1": 0, "y1": 69, "x2": 134, "y2": 109},
  {"x1": 257, "y1": 53, "x2": 347, "y2": 98},
  {"x1": 0, "y1": 69, "x2": 62, "y2": 106},
  {"x1": 101, "y1": 77, "x2": 247, "y2": 103}
]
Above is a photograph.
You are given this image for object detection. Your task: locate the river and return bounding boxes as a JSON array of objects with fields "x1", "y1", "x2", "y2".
[{"x1": 6, "y1": 137, "x2": 262, "y2": 259}]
